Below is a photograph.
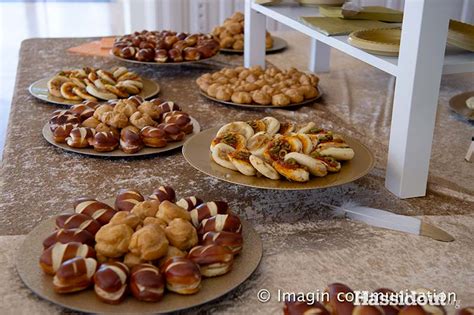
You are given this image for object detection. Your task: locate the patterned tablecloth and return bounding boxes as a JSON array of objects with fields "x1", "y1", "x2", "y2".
[{"x1": 0, "y1": 32, "x2": 472, "y2": 314}]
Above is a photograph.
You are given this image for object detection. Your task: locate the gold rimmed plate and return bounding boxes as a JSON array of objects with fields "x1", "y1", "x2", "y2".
[
  {"x1": 449, "y1": 91, "x2": 474, "y2": 121},
  {"x1": 220, "y1": 36, "x2": 288, "y2": 54},
  {"x1": 29, "y1": 78, "x2": 160, "y2": 106},
  {"x1": 42, "y1": 118, "x2": 200, "y2": 157},
  {"x1": 16, "y1": 198, "x2": 262, "y2": 314},
  {"x1": 348, "y1": 27, "x2": 401, "y2": 56},
  {"x1": 183, "y1": 127, "x2": 375, "y2": 190},
  {"x1": 199, "y1": 87, "x2": 322, "y2": 109}
]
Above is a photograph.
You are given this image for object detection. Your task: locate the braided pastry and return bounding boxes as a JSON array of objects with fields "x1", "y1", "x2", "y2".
[{"x1": 66, "y1": 127, "x2": 95, "y2": 148}]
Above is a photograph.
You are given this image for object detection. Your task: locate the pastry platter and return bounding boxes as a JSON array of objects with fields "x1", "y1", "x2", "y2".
[
  {"x1": 199, "y1": 87, "x2": 323, "y2": 109},
  {"x1": 16, "y1": 198, "x2": 262, "y2": 314},
  {"x1": 111, "y1": 52, "x2": 219, "y2": 67},
  {"x1": 42, "y1": 117, "x2": 200, "y2": 157},
  {"x1": 183, "y1": 126, "x2": 375, "y2": 190},
  {"x1": 220, "y1": 36, "x2": 288, "y2": 54},
  {"x1": 448, "y1": 91, "x2": 474, "y2": 121},
  {"x1": 29, "y1": 77, "x2": 160, "y2": 106}
]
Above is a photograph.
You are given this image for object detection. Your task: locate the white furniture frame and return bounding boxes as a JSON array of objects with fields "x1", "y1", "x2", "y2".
[{"x1": 244, "y1": 0, "x2": 474, "y2": 198}]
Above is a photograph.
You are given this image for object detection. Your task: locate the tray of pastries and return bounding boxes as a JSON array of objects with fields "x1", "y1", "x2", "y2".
[
  {"x1": 16, "y1": 186, "x2": 262, "y2": 313},
  {"x1": 29, "y1": 66, "x2": 160, "y2": 106},
  {"x1": 211, "y1": 11, "x2": 287, "y2": 53},
  {"x1": 183, "y1": 117, "x2": 374, "y2": 190},
  {"x1": 43, "y1": 97, "x2": 200, "y2": 156},
  {"x1": 112, "y1": 30, "x2": 220, "y2": 65},
  {"x1": 197, "y1": 66, "x2": 322, "y2": 108},
  {"x1": 449, "y1": 91, "x2": 474, "y2": 121}
]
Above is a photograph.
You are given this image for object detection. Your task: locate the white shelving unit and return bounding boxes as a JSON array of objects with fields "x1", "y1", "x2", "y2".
[{"x1": 244, "y1": 0, "x2": 474, "y2": 199}]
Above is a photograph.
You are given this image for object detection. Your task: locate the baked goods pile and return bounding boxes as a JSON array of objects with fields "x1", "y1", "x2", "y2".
[
  {"x1": 39, "y1": 187, "x2": 244, "y2": 304},
  {"x1": 284, "y1": 283, "x2": 450, "y2": 315},
  {"x1": 112, "y1": 30, "x2": 220, "y2": 63},
  {"x1": 196, "y1": 66, "x2": 320, "y2": 106},
  {"x1": 48, "y1": 97, "x2": 194, "y2": 153},
  {"x1": 210, "y1": 117, "x2": 355, "y2": 182},
  {"x1": 211, "y1": 11, "x2": 273, "y2": 50},
  {"x1": 47, "y1": 67, "x2": 144, "y2": 101}
]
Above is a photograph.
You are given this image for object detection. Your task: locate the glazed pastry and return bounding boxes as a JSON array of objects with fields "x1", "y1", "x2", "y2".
[
  {"x1": 198, "y1": 213, "x2": 242, "y2": 235},
  {"x1": 74, "y1": 198, "x2": 116, "y2": 225},
  {"x1": 55, "y1": 213, "x2": 101, "y2": 236},
  {"x1": 149, "y1": 185, "x2": 176, "y2": 202},
  {"x1": 316, "y1": 141, "x2": 355, "y2": 161},
  {"x1": 52, "y1": 123, "x2": 74, "y2": 143},
  {"x1": 93, "y1": 262, "x2": 129, "y2": 304},
  {"x1": 164, "y1": 218, "x2": 198, "y2": 251},
  {"x1": 115, "y1": 188, "x2": 145, "y2": 212},
  {"x1": 155, "y1": 200, "x2": 191, "y2": 224},
  {"x1": 93, "y1": 104, "x2": 114, "y2": 120},
  {"x1": 216, "y1": 121, "x2": 254, "y2": 140},
  {"x1": 70, "y1": 103, "x2": 96, "y2": 121},
  {"x1": 129, "y1": 224, "x2": 169, "y2": 260},
  {"x1": 227, "y1": 150, "x2": 256, "y2": 176},
  {"x1": 95, "y1": 223, "x2": 134, "y2": 258},
  {"x1": 163, "y1": 112, "x2": 193, "y2": 134},
  {"x1": 176, "y1": 196, "x2": 203, "y2": 211},
  {"x1": 49, "y1": 111, "x2": 80, "y2": 131},
  {"x1": 100, "y1": 111, "x2": 129, "y2": 129},
  {"x1": 120, "y1": 127, "x2": 144, "y2": 154},
  {"x1": 66, "y1": 127, "x2": 95, "y2": 148},
  {"x1": 90, "y1": 131, "x2": 119, "y2": 152},
  {"x1": 249, "y1": 154, "x2": 280, "y2": 180},
  {"x1": 158, "y1": 123, "x2": 186, "y2": 142},
  {"x1": 284, "y1": 152, "x2": 327, "y2": 177},
  {"x1": 130, "y1": 111, "x2": 156, "y2": 129},
  {"x1": 140, "y1": 126, "x2": 167, "y2": 148},
  {"x1": 272, "y1": 159, "x2": 310, "y2": 182},
  {"x1": 202, "y1": 231, "x2": 243, "y2": 255},
  {"x1": 130, "y1": 264, "x2": 165, "y2": 302},
  {"x1": 137, "y1": 101, "x2": 161, "y2": 120},
  {"x1": 211, "y1": 143, "x2": 237, "y2": 171},
  {"x1": 210, "y1": 132, "x2": 247, "y2": 153},
  {"x1": 43, "y1": 228, "x2": 94, "y2": 249},
  {"x1": 189, "y1": 201, "x2": 229, "y2": 227},
  {"x1": 131, "y1": 200, "x2": 161, "y2": 220},
  {"x1": 157, "y1": 101, "x2": 180, "y2": 114},
  {"x1": 53, "y1": 257, "x2": 97, "y2": 293},
  {"x1": 81, "y1": 116, "x2": 101, "y2": 128},
  {"x1": 109, "y1": 211, "x2": 141, "y2": 230},
  {"x1": 247, "y1": 132, "x2": 272, "y2": 157},
  {"x1": 39, "y1": 242, "x2": 96, "y2": 275},
  {"x1": 188, "y1": 244, "x2": 234, "y2": 277},
  {"x1": 160, "y1": 257, "x2": 201, "y2": 294}
]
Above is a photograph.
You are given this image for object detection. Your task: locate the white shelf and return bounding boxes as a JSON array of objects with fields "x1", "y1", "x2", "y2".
[{"x1": 252, "y1": 3, "x2": 474, "y2": 76}]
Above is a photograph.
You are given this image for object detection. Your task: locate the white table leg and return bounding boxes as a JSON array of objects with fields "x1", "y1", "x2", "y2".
[
  {"x1": 385, "y1": 0, "x2": 451, "y2": 198},
  {"x1": 244, "y1": 0, "x2": 266, "y2": 68},
  {"x1": 309, "y1": 38, "x2": 331, "y2": 73}
]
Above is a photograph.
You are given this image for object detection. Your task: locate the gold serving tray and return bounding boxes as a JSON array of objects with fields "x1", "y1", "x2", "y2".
[
  {"x1": 29, "y1": 77, "x2": 160, "y2": 106},
  {"x1": 199, "y1": 86, "x2": 322, "y2": 109},
  {"x1": 220, "y1": 36, "x2": 288, "y2": 54},
  {"x1": 183, "y1": 127, "x2": 375, "y2": 190},
  {"x1": 348, "y1": 28, "x2": 400, "y2": 56},
  {"x1": 16, "y1": 198, "x2": 262, "y2": 314},
  {"x1": 42, "y1": 117, "x2": 200, "y2": 157},
  {"x1": 449, "y1": 91, "x2": 474, "y2": 121}
]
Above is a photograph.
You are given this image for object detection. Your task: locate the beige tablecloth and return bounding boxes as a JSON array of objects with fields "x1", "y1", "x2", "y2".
[{"x1": 0, "y1": 32, "x2": 473, "y2": 314}]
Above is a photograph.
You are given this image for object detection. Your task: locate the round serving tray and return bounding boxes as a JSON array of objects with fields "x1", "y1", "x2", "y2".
[
  {"x1": 183, "y1": 127, "x2": 375, "y2": 190},
  {"x1": 199, "y1": 87, "x2": 322, "y2": 109},
  {"x1": 449, "y1": 91, "x2": 474, "y2": 121},
  {"x1": 219, "y1": 36, "x2": 288, "y2": 54},
  {"x1": 111, "y1": 51, "x2": 219, "y2": 66},
  {"x1": 348, "y1": 28, "x2": 401, "y2": 56},
  {"x1": 16, "y1": 199, "x2": 262, "y2": 314},
  {"x1": 29, "y1": 78, "x2": 160, "y2": 106},
  {"x1": 42, "y1": 117, "x2": 200, "y2": 157}
]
